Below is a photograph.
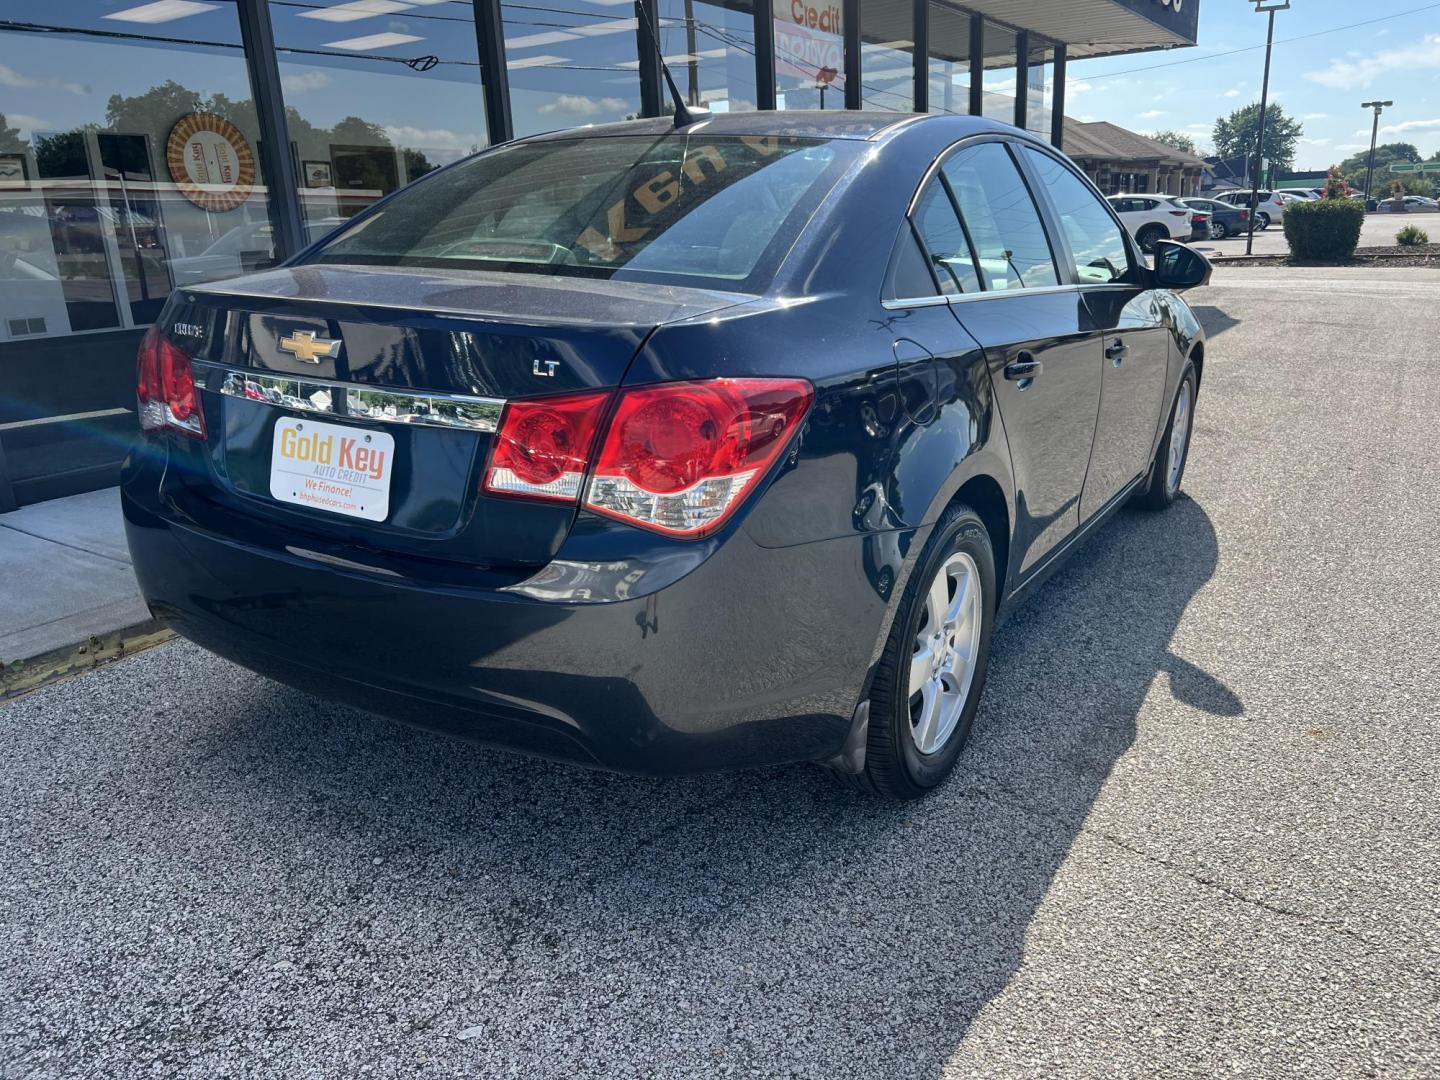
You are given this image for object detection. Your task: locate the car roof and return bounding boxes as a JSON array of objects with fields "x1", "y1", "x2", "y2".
[{"x1": 518, "y1": 110, "x2": 1011, "y2": 144}]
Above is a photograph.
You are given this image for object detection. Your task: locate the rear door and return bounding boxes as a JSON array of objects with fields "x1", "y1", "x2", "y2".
[
  {"x1": 922, "y1": 139, "x2": 1103, "y2": 576},
  {"x1": 1018, "y1": 146, "x2": 1169, "y2": 522}
]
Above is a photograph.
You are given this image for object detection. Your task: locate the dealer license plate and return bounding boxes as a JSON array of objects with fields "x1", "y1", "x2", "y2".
[{"x1": 269, "y1": 416, "x2": 394, "y2": 522}]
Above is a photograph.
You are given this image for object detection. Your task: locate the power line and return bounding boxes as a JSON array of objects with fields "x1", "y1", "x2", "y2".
[{"x1": 1079, "y1": 1, "x2": 1440, "y2": 81}]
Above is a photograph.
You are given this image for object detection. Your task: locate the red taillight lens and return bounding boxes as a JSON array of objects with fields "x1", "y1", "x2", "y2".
[
  {"x1": 585, "y1": 378, "x2": 813, "y2": 537},
  {"x1": 483, "y1": 389, "x2": 611, "y2": 502},
  {"x1": 137, "y1": 326, "x2": 205, "y2": 439},
  {"x1": 1240, "y1": 208, "x2": 1250, "y2": 219},
  {"x1": 1169, "y1": 210, "x2": 1188, "y2": 217}
]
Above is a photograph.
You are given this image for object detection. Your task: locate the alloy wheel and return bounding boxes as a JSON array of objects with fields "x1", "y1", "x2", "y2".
[
  {"x1": 908, "y1": 552, "x2": 982, "y2": 756},
  {"x1": 1166, "y1": 379, "x2": 1193, "y2": 495}
]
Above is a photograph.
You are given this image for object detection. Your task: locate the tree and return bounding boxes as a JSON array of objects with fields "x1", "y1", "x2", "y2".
[
  {"x1": 1213, "y1": 102, "x2": 1303, "y2": 174},
  {"x1": 0, "y1": 112, "x2": 25, "y2": 155},
  {"x1": 1149, "y1": 130, "x2": 1198, "y2": 156},
  {"x1": 1337, "y1": 142, "x2": 1423, "y2": 196}
]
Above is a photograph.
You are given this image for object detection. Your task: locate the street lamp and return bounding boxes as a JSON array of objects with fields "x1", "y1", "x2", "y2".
[
  {"x1": 1361, "y1": 100, "x2": 1394, "y2": 203},
  {"x1": 1246, "y1": 0, "x2": 1289, "y2": 257}
]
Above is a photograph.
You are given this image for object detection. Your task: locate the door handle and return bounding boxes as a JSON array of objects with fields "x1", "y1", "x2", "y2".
[
  {"x1": 1003, "y1": 353, "x2": 1042, "y2": 384},
  {"x1": 1105, "y1": 339, "x2": 1128, "y2": 366}
]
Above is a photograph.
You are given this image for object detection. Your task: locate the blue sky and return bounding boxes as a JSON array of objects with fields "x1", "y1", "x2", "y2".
[{"x1": 1064, "y1": 0, "x2": 1440, "y2": 169}]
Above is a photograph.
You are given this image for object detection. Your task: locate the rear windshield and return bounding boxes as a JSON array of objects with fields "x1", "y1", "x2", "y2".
[{"x1": 312, "y1": 134, "x2": 856, "y2": 292}]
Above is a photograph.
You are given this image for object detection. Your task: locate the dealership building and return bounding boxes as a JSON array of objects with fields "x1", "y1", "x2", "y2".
[{"x1": 0, "y1": 0, "x2": 1197, "y2": 507}]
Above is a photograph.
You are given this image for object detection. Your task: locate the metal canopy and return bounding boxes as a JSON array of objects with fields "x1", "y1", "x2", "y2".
[{"x1": 948, "y1": 0, "x2": 1197, "y2": 59}]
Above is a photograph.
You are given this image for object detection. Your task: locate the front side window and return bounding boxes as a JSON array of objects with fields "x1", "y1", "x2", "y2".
[
  {"x1": 316, "y1": 135, "x2": 853, "y2": 290},
  {"x1": 1022, "y1": 148, "x2": 1131, "y2": 285},
  {"x1": 940, "y1": 142, "x2": 1057, "y2": 292}
]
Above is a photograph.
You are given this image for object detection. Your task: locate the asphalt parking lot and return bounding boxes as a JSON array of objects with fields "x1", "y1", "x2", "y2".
[{"x1": 4, "y1": 266, "x2": 1439, "y2": 1078}]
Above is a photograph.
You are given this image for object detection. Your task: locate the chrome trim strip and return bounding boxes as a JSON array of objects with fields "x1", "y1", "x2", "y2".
[
  {"x1": 882, "y1": 284, "x2": 1080, "y2": 311},
  {"x1": 194, "y1": 361, "x2": 505, "y2": 433}
]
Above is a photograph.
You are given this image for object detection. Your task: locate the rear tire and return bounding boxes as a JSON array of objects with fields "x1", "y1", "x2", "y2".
[
  {"x1": 1133, "y1": 361, "x2": 1198, "y2": 511},
  {"x1": 1257, "y1": 212, "x2": 1271, "y2": 230},
  {"x1": 843, "y1": 504, "x2": 996, "y2": 799},
  {"x1": 1137, "y1": 224, "x2": 1166, "y2": 254}
]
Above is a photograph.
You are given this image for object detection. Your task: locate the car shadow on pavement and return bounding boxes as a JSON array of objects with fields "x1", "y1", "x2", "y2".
[
  {"x1": 185, "y1": 496, "x2": 1231, "y2": 1077},
  {"x1": 1189, "y1": 304, "x2": 1241, "y2": 341}
]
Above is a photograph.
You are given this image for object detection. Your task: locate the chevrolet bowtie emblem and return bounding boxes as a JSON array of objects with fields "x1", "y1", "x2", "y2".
[{"x1": 278, "y1": 330, "x2": 341, "y2": 364}]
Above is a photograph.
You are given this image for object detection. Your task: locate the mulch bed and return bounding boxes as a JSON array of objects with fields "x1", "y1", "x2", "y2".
[{"x1": 1211, "y1": 244, "x2": 1440, "y2": 268}]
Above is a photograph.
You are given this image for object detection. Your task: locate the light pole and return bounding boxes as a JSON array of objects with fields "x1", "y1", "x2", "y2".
[
  {"x1": 1361, "y1": 100, "x2": 1393, "y2": 204},
  {"x1": 1246, "y1": 0, "x2": 1289, "y2": 256}
]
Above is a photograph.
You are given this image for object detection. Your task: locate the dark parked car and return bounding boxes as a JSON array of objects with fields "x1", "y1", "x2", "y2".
[
  {"x1": 124, "y1": 112, "x2": 1210, "y2": 798},
  {"x1": 1180, "y1": 197, "x2": 1249, "y2": 240}
]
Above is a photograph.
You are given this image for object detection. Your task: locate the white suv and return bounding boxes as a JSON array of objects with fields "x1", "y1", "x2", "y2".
[
  {"x1": 1215, "y1": 189, "x2": 1287, "y2": 230},
  {"x1": 1105, "y1": 194, "x2": 1194, "y2": 253}
]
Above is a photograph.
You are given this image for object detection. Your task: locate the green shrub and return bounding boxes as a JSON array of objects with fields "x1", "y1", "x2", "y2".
[
  {"x1": 1283, "y1": 198, "x2": 1365, "y2": 260},
  {"x1": 1396, "y1": 224, "x2": 1429, "y2": 247}
]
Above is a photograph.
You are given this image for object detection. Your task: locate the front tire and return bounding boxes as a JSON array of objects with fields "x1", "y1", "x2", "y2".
[
  {"x1": 847, "y1": 504, "x2": 996, "y2": 798},
  {"x1": 1257, "y1": 212, "x2": 1271, "y2": 230},
  {"x1": 1133, "y1": 361, "x2": 1197, "y2": 511}
]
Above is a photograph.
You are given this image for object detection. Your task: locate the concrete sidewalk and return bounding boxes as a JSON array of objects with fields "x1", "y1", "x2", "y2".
[{"x1": 0, "y1": 488, "x2": 150, "y2": 667}]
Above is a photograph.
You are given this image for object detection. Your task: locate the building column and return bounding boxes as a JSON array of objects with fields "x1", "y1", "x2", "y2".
[
  {"x1": 912, "y1": 0, "x2": 928, "y2": 112},
  {"x1": 635, "y1": 0, "x2": 663, "y2": 117},
  {"x1": 236, "y1": 0, "x2": 305, "y2": 260},
  {"x1": 1013, "y1": 30, "x2": 1028, "y2": 130},
  {"x1": 968, "y1": 14, "x2": 983, "y2": 115},
  {"x1": 1050, "y1": 44, "x2": 1066, "y2": 149},
  {"x1": 844, "y1": 0, "x2": 861, "y2": 109},
  {"x1": 755, "y1": 0, "x2": 777, "y2": 109},
  {"x1": 472, "y1": 0, "x2": 514, "y2": 142}
]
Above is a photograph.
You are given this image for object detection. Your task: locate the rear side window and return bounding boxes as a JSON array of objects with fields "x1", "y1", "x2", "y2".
[
  {"x1": 940, "y1": 143, "x2": 1058, "y2": 292},
  {"x1": 314, "y1": 135, "x2": 855, "y2": 292},
  {"x1": 1022, "y1": 148, "x2": 1131, "y2": 285},
  {"x1": 912, "y1": 182, "x2": 981, "y2": 295}
]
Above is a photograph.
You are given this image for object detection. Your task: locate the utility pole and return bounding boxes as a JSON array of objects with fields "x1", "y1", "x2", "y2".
[
  {"x1": 1361, "y1": 100, "x2": 1393, "y2": 203},
  {"x1": 1246, "y1": 0, "x2": 1288, "y2": 257}
]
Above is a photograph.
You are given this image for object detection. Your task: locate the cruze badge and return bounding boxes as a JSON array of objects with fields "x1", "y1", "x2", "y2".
[{"x1": 279, "y1": 330, "x2": 341, "y2": 364}]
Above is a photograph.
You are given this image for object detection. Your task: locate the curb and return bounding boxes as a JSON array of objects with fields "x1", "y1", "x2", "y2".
[{"x1": 0, "y1": 619, "x2": 175, "y2": 701}]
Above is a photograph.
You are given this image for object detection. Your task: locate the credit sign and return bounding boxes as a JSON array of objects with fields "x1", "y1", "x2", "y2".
[{"x1": 269, "y1": 417, "x2": 394, "y2": 522}]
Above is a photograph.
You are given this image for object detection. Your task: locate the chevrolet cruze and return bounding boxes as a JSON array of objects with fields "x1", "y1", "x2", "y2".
[{"x1": 123, "y1": 112, "x2": 1210, "y2": 798}]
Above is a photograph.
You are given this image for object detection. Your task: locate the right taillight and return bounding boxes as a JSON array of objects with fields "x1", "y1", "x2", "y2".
[
  {"x1": 585, "y1": 378, "x2": 812, "y2": 538},
  {"x1": 137, "y1": 326, "x2": 205, "y2": 439}
]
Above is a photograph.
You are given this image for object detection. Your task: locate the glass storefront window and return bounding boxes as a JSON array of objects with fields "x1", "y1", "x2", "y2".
[
  {"x1": 268, "y1": 0, "x2": 489, "y2": 230},
  {"x1": 926, "y1": 2, "x2": 969, "y2": 115},
  {"x1": 501, "y1": 0, "x2": 641, "y2": 137},
  {"x1": 773, "y1": 0, "x2": 846, "y2": 110},
  {"x1": 0, "y1": 1, "x2": 275, "y2": 341},
  {"x1": 658, "y1": 0, "x2": 758, "y2": 112},
  {"x1": 860, "y1": 0, "x2": 913, "y2": 112},
  {"x1": 979, "y1": 21, "x2": 1016, "y2": 124},
  {"x1": 1024, "y1": 45, "x2": 1054, "y2": 139}
]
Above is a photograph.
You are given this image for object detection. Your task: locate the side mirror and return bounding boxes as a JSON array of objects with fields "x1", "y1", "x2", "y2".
[{"x1": 1152, "y1": 240, "x2": 1212, "y2": 290}]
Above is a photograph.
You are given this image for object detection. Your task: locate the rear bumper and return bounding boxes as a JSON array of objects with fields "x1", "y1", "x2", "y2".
[{"x1": 122, "y1": 453, "x2": 907, "y2": 776}]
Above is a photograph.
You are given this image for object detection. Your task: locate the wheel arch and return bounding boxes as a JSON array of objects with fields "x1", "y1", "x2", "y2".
[{"x1": 952, "y1": 473, "x2": 1011, "y2": 605}]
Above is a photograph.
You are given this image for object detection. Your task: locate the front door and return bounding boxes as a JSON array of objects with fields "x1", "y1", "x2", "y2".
[
  {"x1": 925, "y1": 139, "x2": 1104, "y2": 576},
  {"x1": 1016, "y1": 145, "x2": 1170, "y2": 523}
]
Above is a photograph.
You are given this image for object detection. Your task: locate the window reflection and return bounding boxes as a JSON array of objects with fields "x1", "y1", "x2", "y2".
[
  {"x1": 860, "y1": 0, "x2": 913, "y2": 112},
  {"x1": 0, "y1": 0, "x2": 275, "y2": 343},
  {"x1": 268, "y1": 0, "x2": 489, "y2": 227},
  {"x1": 979, "y1": 21, "x2": 1016, "y2": 123},
  {"x1": 502, "y1": 0, "x2": 642, "y2": 137},
  {"x1": 926, "y1": 2, "x2": 969, "y2": 115},
  {"x1": 773, "y1": 0, "x2": 846, "y2": 110},
  {"x1": 658, "y1": 0, "x2": 758, "y2": 112}
]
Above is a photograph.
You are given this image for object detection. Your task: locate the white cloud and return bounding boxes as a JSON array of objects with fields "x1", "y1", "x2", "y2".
[
  {"x1": 538, "y1": 94, "x2": 629, "y2": 116},
  {"x1": 1305, "y1": 34, "x2": 1440, "y2": 90},
  {"x1": 0, "y1": 62, "x2": 89, "y2": 96},
  {"x1": 1064, "y1": 78, "x2": 1093, "y2": 96},
  {"x1": 1378, "y1": 117, "x2": 1440, "y2": 137},
  {"x1": 4, "y1": 113, "x2": 50, "y2": 136},
  {"x1": 1299, "y1": 137, "x2": 1331, "y2": 146},
  {"x1": 1333, "y1": 143, "x2": 1367, "y2": 154},
  {"x1": 1223, "y1": 89, "x2": 1241, "y2": 98},
  {"x1": 281, "y1": 71, "x2": 331, "y2": 95},
  {"x1": 1139, "y1": 109, "x2": 1167, "y2": 119},
  {"x1": 1302, "y1": 112, "x2": 1328, "y2": 121},
  {"x1": 381, "y1": 124, "x2": 485, "y2": 151}
]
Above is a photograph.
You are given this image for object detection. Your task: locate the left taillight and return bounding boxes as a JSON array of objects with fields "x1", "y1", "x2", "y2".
[
  {"x1": 137, "y1": 326, "x2": 205, "y2": 439},
  {"x1": 482, "y1": 389, "x2": 611, "y2": 502}
]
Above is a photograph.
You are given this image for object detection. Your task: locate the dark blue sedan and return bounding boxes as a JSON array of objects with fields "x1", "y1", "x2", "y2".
[{"x1": 123, "y1": 112, "x2": 1209, "y2": 798}]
